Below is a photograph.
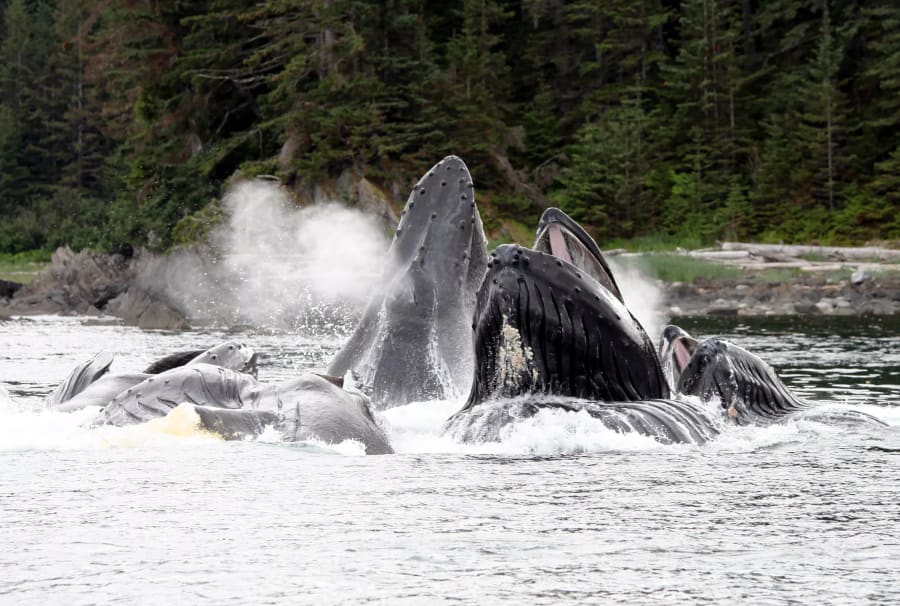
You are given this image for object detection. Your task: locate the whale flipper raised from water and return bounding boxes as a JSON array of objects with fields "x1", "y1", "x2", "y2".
[{"x1": 45, "y1": 351, "x2": 115, "y2": 408}]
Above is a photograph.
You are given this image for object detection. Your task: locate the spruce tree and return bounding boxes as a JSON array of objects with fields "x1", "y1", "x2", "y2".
[{"x1": 0, "y1": 0, "x2": 33, "y2": 209}]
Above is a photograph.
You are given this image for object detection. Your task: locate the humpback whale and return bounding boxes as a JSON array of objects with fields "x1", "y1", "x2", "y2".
[
  {"x1": 48, "y1": 341, "x2": 258, "y2": 413},
  {"x1": 659, "y1": 325, "x2": 887, "y2": 428},
  {"x1": 94, "y1": 365, "x2": 393, "y2": 453},
  {"x1": 328, "y1": 155, "x2": 488, "y2": 409},
  {"x1": 465, "y1": 208, "x2": 668, "y2": 405},
  {"x1": 47, "y1": 340, "x2": 391, "y2": 452},
  {"x1": 445, "y1": 208, "x2": 721, "y2": 445}
]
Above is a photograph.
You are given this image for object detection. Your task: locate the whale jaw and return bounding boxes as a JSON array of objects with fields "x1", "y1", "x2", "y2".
[{"x1": 464, "y1": 244, "x2": 668, "y2": 410}]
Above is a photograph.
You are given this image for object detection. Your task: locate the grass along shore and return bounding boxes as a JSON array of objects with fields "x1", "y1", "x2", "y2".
[{"x1": 0, "y1": 251, "x2": 52, "y2": 285}]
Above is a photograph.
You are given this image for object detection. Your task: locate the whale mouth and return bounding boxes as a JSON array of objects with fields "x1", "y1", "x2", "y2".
[
  {"x1": 659, "y1": 325, "x2": 699, "y2": 387},
  {"x1": 672, "y1": 337, "x2": 697, "y2": 372},
  {"x1": 533, "y1": 208, "x2": 624, "y2": 302},
  {"x1": 467, "y1": 242, "x2": 670, "y2": 406}
]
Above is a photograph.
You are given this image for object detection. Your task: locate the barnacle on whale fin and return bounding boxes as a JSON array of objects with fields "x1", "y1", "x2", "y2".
[{"x1": 497, "y1": 314, "x2": 536, "y2": 389}]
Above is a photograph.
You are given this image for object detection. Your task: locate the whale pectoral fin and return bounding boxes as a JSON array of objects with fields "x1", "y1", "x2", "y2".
[
  {"x1": 47, "y1": 351, "x2": 116, "y2": 407},
  {"x1": 190, "y1": 405, "x2": 281, "y2": 440}
]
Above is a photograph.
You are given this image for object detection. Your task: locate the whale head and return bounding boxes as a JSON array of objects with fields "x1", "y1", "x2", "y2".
[
  {"x1": 327, "y1": 155, "x2": 488, "y2": 408},
  {"x1": 464, "y1": 209, "x2": 668, "y2": 407},
  {"x1": 676, "y1": 337, "x2": 806, "y2": 422}
]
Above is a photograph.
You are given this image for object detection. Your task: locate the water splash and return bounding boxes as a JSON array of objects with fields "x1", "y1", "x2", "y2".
[
  {"x1": 0, "y1": 395, "x2": 894, "y2": 455},
  {"x1": 385, "y1": 397, "x2": 683, "y2": 456}
]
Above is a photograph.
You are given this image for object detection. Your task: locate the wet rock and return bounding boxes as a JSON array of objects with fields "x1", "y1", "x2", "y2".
[
  {"x1": 82, "y1": 317, "x2": 123, "y2": 327},
  {"x1": 851, "y1": 269, "x2": 873, "y2": 286},
  {"x1": 0, "y1": 279, "x2": 22, "y2": 299},
  {"x1": 334, "y1": 168, "x2": 400, "y2": 232},
  {"x1": 708, "y1": 298, "x2": 740, "y2": 316},
  {"x1": 709, "y1": 307, "x2": 739, "y2": 316},
  {"x1": 793, "y1": 301, "x2": 817, "y2": 314},
  {"x1": 4, "y1": 245, "x2": 191, "y2": 329},
  {"x1": 7, "y1": 246, "x2": 132, "y2": 314},
  {"x1": 832, "y1": 297, "x2": 854, "y2": 316},
  {"x1": 106, "y1": 287, "x2": 190, "y2": 330},
  {"x1": 814, "y1": 299, "x2": 835, "y2": 314},
  {"x1": 357, "y1": 176, "x2": 400, "y2": 230}
]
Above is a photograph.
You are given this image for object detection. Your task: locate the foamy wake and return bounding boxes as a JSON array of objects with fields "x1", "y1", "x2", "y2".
[{"x1": 0, "y1": 385, "x2": 894, "y2": 455}]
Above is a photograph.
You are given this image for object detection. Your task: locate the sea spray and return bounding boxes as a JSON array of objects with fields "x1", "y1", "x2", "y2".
[
  {"x1": 608, "y1": 256, "x2": 667, "y2": 341},
  {"x1": 165, "y1": 179, "x2": 390, "y2": 330},
  {"x1": 216, "y1": 181, "x2": 389, "y2": 309}
]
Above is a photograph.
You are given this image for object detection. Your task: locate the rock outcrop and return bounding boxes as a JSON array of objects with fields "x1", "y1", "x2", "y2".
[{"x1": 1, "y1": 246, "x2": 190, "y2": 329}]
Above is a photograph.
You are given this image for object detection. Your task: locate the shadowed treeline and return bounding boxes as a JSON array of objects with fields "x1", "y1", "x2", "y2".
[{"x1": 0, "y1": 0, "x2": 898, "y2": 254}]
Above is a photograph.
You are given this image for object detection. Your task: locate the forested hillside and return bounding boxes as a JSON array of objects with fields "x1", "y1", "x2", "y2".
[{"x1": 0, "y1": 0, "x2": 897, "y2": 254}]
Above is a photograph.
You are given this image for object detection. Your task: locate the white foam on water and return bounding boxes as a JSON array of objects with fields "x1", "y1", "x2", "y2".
[
  {"x1": 849, "y1": 402, "x2": 900, "y2": 426},
  {"x1": 297, "y1": 437, "x2": 368, "y2": 457},
  {"x1": 2, "y1": 386, "x2": 893, "y2": 456},
  {"x1": 0, "y1": 405, "x2": 234, "y2": 451},
  {"x1": 1, "y1": 400, "x2": 892, "y2": 455},
  {"x1": 380, "y1": 399, "x2": 676, "y2": 455},
  {"x1": 706, "y1": 422, "x2": 811, "y2": 453},
  {"x1": 0, "y1": 406, "x2": 102, "y2": 451},
  {"x1": 491, "y1": 407, "x2": 671, "y2": 454},
  {"x1": 379, "y1": 399, "x2": 467, "y2": 453}
]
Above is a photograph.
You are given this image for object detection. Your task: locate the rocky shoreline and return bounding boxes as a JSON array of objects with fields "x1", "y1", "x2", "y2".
[
  {"x1": 660, "y1": 273, "x2": 898, "y2": 318},
  {"x1": 1, "y1": 242, "x2": 897, "y2": 329},
  {"x1": 647, "y1": 242, "x2": 900, "y2": 317}
]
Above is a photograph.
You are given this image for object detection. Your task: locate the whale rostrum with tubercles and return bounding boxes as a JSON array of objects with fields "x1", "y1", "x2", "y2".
[{"x1": 327, "y1": 155, "x2": 488, "y2": 409}]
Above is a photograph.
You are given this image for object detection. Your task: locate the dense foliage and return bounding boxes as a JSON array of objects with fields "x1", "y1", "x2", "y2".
[{"x1": 0, "y1": 0, "x2": 897, "y2": 253}]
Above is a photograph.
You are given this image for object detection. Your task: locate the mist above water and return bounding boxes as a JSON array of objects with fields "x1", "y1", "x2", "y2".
[
  {"x1": 608, "y1": 256, "x2": 667, "y2": 341},
  {"x1": 168, "y1": 180, "x2": 390, "y2": 330}
]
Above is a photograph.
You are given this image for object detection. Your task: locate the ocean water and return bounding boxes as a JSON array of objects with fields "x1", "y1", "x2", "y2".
[{"x1": 1, "y1": 314, "x2": 898, "y2": 604}]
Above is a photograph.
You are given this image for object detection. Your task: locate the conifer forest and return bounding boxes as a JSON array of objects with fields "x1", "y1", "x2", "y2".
[{"x1": 0, "y1": 0, "x2": 898, "y2": 254}]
